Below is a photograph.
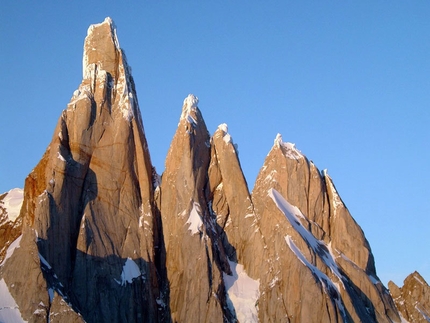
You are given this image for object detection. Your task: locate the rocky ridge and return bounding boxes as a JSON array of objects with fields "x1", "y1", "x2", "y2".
[
  {"x1": 0, "y1": 17, "x2": 428, "y2": 323},
  {"x1": 388, "y1": 272, "x2": 430, "y2": 323}
]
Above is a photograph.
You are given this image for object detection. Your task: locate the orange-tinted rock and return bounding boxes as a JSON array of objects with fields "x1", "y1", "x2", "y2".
[{"x1": 389, "y1": 272, "x2": 430, "y2": 323}]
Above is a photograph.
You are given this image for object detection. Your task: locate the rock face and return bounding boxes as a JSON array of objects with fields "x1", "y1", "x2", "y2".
[
  {"x1": 0, "y1": 18, "x2": 166, "y2": 323},
  {"x1": 389, "y1": 272, "x2": 430, "y2": 323},
  {"x1": 0, "y1": 17, "x2": 428, "y2": 323}
]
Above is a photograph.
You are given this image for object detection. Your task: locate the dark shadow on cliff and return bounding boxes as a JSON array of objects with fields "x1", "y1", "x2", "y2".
[
  {"x1": 36, "y1": 160, "x2": 171, "y2": 322},
  {"x1": 37, "y1": 241, "x2": 170, "y2": 323}
]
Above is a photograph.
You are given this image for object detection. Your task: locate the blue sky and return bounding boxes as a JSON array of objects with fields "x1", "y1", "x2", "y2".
[{"x1": 1, "y1": 1, "x2": 429, "y2": 286}]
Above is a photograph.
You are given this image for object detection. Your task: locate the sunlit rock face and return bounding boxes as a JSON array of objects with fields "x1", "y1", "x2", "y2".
[
  {"x1": 250, "y1": 135, "x2": 399, "y2": 323},
  {"x1": 0, "y1": 17, "x2": 165, "y2": 323},
  {"x1": 0, "y1": 17, "x2": 425, "y2": 323},
  {"x1": 389, "y1": 272, "x2": 430, "y2": 323}
]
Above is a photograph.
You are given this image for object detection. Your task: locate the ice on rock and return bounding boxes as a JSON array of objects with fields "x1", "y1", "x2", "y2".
[
  {"x1": 181, "y1": 94, "x2": 199, "y2": 126},
  {"x1": 274, "y1": 133, "x2": 303, "y2": 160},
  {"x1": 115, "y1": 258, "x2": 141, "y2": 286},
  {"x1": 218, "y1": 123, "x2": 228, "y2": 134},
  {"x1": 323, "y1": 170, "x2": 344, "y2": 214},
  {"x1": 268, "y1": 188, "x2": 344, "y2": 283},
  {"x1": 186, "y1": 202, "x2": 203, "y2": 235},
  {"x1": 217, "y1": 123, "x2": 232, "y2": 144}
]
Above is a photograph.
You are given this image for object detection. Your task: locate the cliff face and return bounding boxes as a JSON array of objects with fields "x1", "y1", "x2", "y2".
[
  {"x1": 0, "y1": 17, "x2": 426, "y2": 323},
  {"x1": 0, "y1": 18, "x2": 165, "y2": 323}
]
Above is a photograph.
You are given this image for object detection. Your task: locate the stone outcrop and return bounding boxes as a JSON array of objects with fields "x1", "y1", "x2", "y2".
[
  {"x1": 0, "y1": 17, "x2": 428, "y2": 323},
  {"x1": 389, "y1": 272, "x2": 430, "y2": 323}
]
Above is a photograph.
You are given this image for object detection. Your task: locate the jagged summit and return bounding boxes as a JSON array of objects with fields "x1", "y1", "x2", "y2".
[
  {"x1": 83, "y1": 17, "x2": 120, "y2": 79},
  {"x1": 0, "y1": 18, "x2": 428, "y2": 323},
  {"x1": 273, "y1": 133, "x2": 304, "y2": 160},
  {"x1": 76, "y1": 16, "x2": 137, "y2": 121},
  {"x1": 180, "y1": 93, "x2": 199, "y2": 127},
  {"x1": 388, "y1": 272, "x2": 430, "y2": 322}
]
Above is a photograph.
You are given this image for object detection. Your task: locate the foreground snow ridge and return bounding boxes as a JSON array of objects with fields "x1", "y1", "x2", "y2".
[
  {"x1": 1, "y1": 188, "x2": 24, "y2": 222},
  {"x1": 223, "y1": 260, "x2": 260, "y2": 323},
  {"x1": 0, "y1": 279, "x2": 27, "y2": 323}
]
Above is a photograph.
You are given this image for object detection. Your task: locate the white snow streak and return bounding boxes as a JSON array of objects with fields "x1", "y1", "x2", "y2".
[
  {"x1": 1, "y1": 188, "x2": 24, "y2": 222},
  {"x1": 223, "y1": 260, "x2": 260, "y2": 323},
  {"x1": 186, "y1": 202, "x2": 203, "y2": 235},
  {"x1": 323, "y1": 170, "x2": 343, "y2": 213},
  {"x1": 415, "y1": 305, "x2": 430, "y2": 322},
  {"x1": 38, "y1": 253, "x2": 52, "y2": 270},
  {"x1": 269, "y1": 187, "x2": 349, "y2": 320},
  {"x1": 0, "y1": 235, "x2": 22, "y2": 267},
  {"x1": 268, "y1": 188, "x2": 344, "y2": 284},
  {"x1": 285, "y1": 236, "x2": 347, "y2": 319}
]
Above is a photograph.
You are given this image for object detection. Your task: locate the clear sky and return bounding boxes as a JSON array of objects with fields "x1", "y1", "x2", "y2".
[{"x1": 1, "y1": 1, "x2": 429, "y2": 286}]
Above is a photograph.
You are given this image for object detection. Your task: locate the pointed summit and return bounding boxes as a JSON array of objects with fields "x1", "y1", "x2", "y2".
[
  {"x1": 83, "y1": 17, "x2": 120, "y2": 79},
  {"x1": 0, "y1": 18, "x2": 166, "y2": 322},
  {"x1": 181, "y1": 94, "x2": 199, "y2": 123}
]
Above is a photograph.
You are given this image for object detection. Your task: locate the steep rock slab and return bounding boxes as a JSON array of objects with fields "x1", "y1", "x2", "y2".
[
  {"x1": 0, "y1": 18, "x2": 165, "y2": 323},
  {"x1": 251, "y1": 134, "x2": 400, "y2": 322},
  {"x1": 208, "y1": 125, "x2": 263, "y2": 269},
  {"x1": 160, "y1": 95, "x2": 232, "y2": 322},
  {"x1": 208, "y1": 125, "x2": 263, "y2": 321},
  {"x1": 389, "y1": 272, "x2": 430, "y2": 323}
]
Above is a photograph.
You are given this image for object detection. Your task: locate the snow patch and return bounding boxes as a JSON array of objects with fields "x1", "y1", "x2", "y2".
[
  {"x1": 0, "y1": 235, "x2": 22, "y2": 266},
  {"x1": 1, "y1": 188, "x2": 23, "y2": 222},
  {"x1": 274, "y1": 133, "x2": 303, "y2": 160},
  {"x1": 181, "y1": 94, "x2": 199, "y2": 126},
  {"x1": 223, "y1": 260, "x2": 260, "y2": 323},
  {"x1": 323, "y1": 170, "x2": 343, "y2": 214},
  {"x1": 57, "y1": 151, "x2": 66, "y2": 162},
  {"x1": 115, "y1": 258, "x2": 141, "y2": 286},
  {"x1": 217, "y1": 123, "x2": 232, "y2": 144},
  {"x1": 0, "y1": 279, "x2": 27, "y2": 322},
  {"x1": 186, "y1": 202, "x2": 203, "y2": 235}
]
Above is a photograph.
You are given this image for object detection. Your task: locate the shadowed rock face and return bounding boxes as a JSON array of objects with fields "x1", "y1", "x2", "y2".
[
  {"x1": 389, "y1": 272, "x2": 430, "y2": 323},
  {"x1": 0, "y1": 17, "x2": 426, "y2": 323}
]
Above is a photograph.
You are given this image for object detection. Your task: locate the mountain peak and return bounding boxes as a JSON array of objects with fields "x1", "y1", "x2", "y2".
[
  {"x1": 273, "y1": 133, "x2": 303, "y2": 160},
  {"x1": 181, "y1": 94, "x2": 199, "y2": 126},
  {"x1": 83, "y1": 17, "x2": 121, "y2": 80}
]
